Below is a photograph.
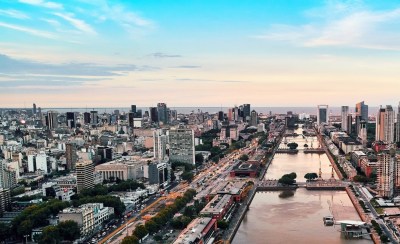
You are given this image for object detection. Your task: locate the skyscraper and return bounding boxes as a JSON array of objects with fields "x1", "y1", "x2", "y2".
[
  {"x1": 90, "y1": 111, "x2": 98, "y2": 125},
  {"x1": 169, "y1": 125, "x2": 195, "y2": 165},
  {"x1": 250, "y1": 110, "x2": 258, "y2": 126},
  {"x1": 355, "y1": 101, "x2": 368, "y2": 121},
  {"x1": 76, "y1": 160, "x2": 94, "y2": 194},
  {"x1": 47, "y1": 111, "x2": 58, "y2": 129},
  {"x1": 157, "y1": 103, "x2": 168, "y2": 124},
  {"x1": 376, "y1": 105, "x2": 395, "y2": 143},
  {"x1": 218, "y1": 111, "x2": 224, "y2": 121},
  {"x1": 66, "y1": 112, "x2": 76, "y2": 128},
  {"x1": 377, "y1": 151, "x2": 395, "y2": 198},
  {"x1": 396, "y1": 102, "x2": 400, "y2": 143},
  {"x1": 346, "y1": 114, "x2": 353, "y2": 135},
  {"x1": 149, "y1": 107, "x2": 158, "y2": 123},
  {"x1": 359, "y1": 120, "x2": 367, "y2": 147},
  {"x1": 32, "y1": 103, "x2": 37, "y2": 115},
  {"x1": 65, "y1": 143, "x2": 77, "y2": 170},
  {"x1": 341, "y1": 106, "x2": 349, "y2": 132},
  {"x1": 243, "y1": 104, "x2": 251, "y2": 121},
  {"x1": 83, "y1": 112, "x2": 91, "y2": 124},
  {"x1": 317, "y1": 105, "x2": 328, "y2": 125},
  {"x1": 153, "y1": 129, "x2": 167, "y2": 161},
  {"x1": 131, "y1": 105, "x2": 137, "y2": 113}
]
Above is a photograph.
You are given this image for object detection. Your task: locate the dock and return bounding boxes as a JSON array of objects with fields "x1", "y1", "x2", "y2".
[{"x1": 256, "y1": 180, "x2": 347, "y2": 191}]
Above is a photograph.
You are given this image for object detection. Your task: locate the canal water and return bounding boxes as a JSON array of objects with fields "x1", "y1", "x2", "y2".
[{"x1": 233, "y1": 127, "x2": 372, "y2": 244}]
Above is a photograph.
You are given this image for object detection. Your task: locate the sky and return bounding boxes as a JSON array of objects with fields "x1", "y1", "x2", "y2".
[{"x1": 0, "y1": 0, "x2": 400, "y2": 108}]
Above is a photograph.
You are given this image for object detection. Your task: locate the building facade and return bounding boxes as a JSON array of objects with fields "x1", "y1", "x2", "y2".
[
  {"x1": 169, "y1": 125, "x2": 195, "y2": 165},
  {"x1": 76, "y1": 160, "x2": 94, "y2": 194},
  {"x1": 376, "y1": 105, "x2": 395, "y2": 143}
]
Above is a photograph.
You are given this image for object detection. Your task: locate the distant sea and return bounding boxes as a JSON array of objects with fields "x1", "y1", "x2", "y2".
[{"x1": 26, "y1": 106, "x2": 379, "y2": 115}]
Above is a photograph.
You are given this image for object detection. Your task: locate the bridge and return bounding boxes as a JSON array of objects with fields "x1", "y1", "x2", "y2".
[{"x1": 257, "y1": 180, "x2": 347, "y2": 191}]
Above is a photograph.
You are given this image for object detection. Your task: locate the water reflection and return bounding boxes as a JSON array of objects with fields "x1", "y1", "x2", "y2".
[{"x1": 232, "y1": 127, "x2": 372, "y2": 244}]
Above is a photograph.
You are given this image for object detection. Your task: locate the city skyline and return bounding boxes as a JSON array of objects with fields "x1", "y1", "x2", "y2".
[{"x1": 1, "y1": 0, "x2": 400, "y2": 107}]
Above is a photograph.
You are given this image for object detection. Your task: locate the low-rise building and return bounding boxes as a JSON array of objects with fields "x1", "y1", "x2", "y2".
[
  {"x1": 200, "y1": 194, "x2": 233, "y2": 220},
  {"x1": 173, "y1": 217, "x2": 217, "y2": 244}
]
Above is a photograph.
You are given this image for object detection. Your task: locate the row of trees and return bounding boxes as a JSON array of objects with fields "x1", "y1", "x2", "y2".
[
  {"x1": 122, "y1": 189, "x2": 197, "y2": 244},
  {"x1": 11, "y1": 199, "x2": 70, "y2": 237},
  {"x1": 171, "y1": 199, "x2": 206, "y2": 229},
  {"x1": 35, "y1": 220, "x2": 80, "y2": 244}
]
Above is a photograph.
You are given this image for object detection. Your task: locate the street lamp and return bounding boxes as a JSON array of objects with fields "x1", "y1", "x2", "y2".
[{"x1": 24, "y1": 234, "x2": 29, "y2": 243}]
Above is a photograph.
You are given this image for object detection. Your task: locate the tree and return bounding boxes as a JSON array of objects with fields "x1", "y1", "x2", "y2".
[
  {"x1": 144, "y1": 220, "x2": 159, "y2": 234},
  {"x1": 278, "y1": 172, "x2": 297, "y2": 185},
  {"x1": 287, "y1": 142, "x2": 298, "y2": 150},
  {"x1": 58, "y1": 220, "x2": 80, "y2": 241},
  {"x1": 38, "y1": 226, "x2": 60, "y2": 244},
  {"x1": 181, "y1": 171, "x2": 194, "y2": 182},
  {"x1": 239, "y1": 154, "x2": 249, "y2": 161},
  {"x1": 195, "y1": 153, "x2": 204, "y2": 167},
  {"x1": 121, "y1": 235, "x2": 139, "y2": 244},
  {"x1": 217, "y1": 220, "x2": 229, "y2": 229},
  {"x1": 304, "y1": 173, "x2": 318, "y2": 181},
  {"x1": 132, "y1": 225, "x2": 148, "y2": 240},
  {"x1": 0, "y1": 222, "x2": 10, "y2": 242}
]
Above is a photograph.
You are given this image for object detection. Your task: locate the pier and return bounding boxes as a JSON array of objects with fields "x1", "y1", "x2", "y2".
[
  {"x1": 256, "y1": 180, "x2": 347, "y2": 191},
  {"x1": 276, "y1": 149, "x2": 298, "y2": 154},
  {"x1": 303, "y1": 148, "x2": 325, "y2": 154}
]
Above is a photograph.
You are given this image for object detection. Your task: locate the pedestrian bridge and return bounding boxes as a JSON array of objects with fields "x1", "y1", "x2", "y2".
[{"x1": 257, "y1": 180, "x2": 347, "y2": 191}]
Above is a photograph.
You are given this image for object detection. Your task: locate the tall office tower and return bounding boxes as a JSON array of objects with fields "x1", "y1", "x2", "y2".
[
  {"x1": 346, "y1": 114, "x2": 353, "y2": 135},
  {"x1": 135, "y1": 109, "x2": 142, "y2": 118},
  {"x1": 317, "y1": 105, "x2": 328, "y2": 125},
  {"x1": 341, "y1": 106, "x2": 349, "y2": 131},
  {"x1": 376, "y1": 105, "x2": 395, "y2": 143},
  {"x1": 169, "y1": 125, "x2": 195, "y2": 165},
  {"x1": 218, "y1": 111, "x2": 224, "y2": 121},
  {"x1": 32, "y1": 103, "x2": 37, "y2": 115},
  {"x1": 250, "y1": 110, "x2": 258, "y2": 126},
  {"x1": 66, "y1": 112, "x2": 76, "y2": 128},
  {"x1": 83, "y1": 112, "x2": 91, "y2": 124},
  {"x1": 355, "y1": 101, "x2": 368, "y2": 134},
  {"x1": 157, "y1": 103, "x2": 168, "y2": 124},
  {"x1": 233, "y1": 106, "x2": 239, "y2": 121},
  {"x1": 377, "y1": 150, "x2": 399, "y2": 198},
  {"x1": 131, "y1": 105, "x2": 137, "y2": 114},
  {"x1": 228, "y1": 108, "x2": 233, "y2": 121},
  {"x1": 153, "y1": 129, "x2": 168, "y2": 161},
  {"x1": 0, "y1": 188, "x2": 11, "y2": 216},
  {"x1": 90, "y1": 111, "x2": 98, "y2": 125},
  {"x1": 76, "y1": 160, "x2": 94, "y2": 194},
  {"x1": 150, "y1": 107, "x2": 158, "y2": 123},
  {"x1": 396, "y1": 102, "x2": 400, "y2": 143},
  {"x1": 65, "y1": 143, "x2": 77, "y2": 170},
  {"x1": 47, "y1": 111, "x2": 58, "y2": 129},
  {"x1": 243, "y1": 104, "x2": 251, "y2": 121},
  {"x1": 359, "y1": 121, "x2": 367, "y2": 147},
  {"x1": 128, "y1": 112, "x2": 135, "y2": 127},
  {"x1": 38, "y1": 107, "x2": 42, "y2": 119}
]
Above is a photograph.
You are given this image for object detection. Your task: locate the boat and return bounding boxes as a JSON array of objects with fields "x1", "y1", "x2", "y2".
[{"x1": 323, "y1": 216, "x2": 335, "y2": 226}]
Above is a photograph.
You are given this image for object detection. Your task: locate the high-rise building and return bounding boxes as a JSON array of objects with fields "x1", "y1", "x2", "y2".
[
  {"x1": 250, "y1": 110, "x2": 258, "y2": 126},
  {"x1": 148, "y1": 162, "x2": 171, "y2": 186},
  {"x1": 131, "y1": 105, "x2": 137, "y2": 114},
  {"x1": 66, "y1": 143, "x2": 78, "y2": 170},
  {"x1": 356, "y1": 101, "x2": 368, "y2": 121},
  {"x1": 317, "y1": 105, "x2": 328, "y2": 125},
  {"x1": 154, "y1": 129, "x2": 168, "y2": 161},
  {"x1": 233, "y1": 106, "x2": 239, "y2": 121},
  {"x1": 47, "y1": 111, "x2": 58, "y2": 129},
  {"x1": 83, "y1": 112, "x2": 91, "y2": 124},
  {"x1": 341, "y1": 106, "x2": 349, "y2": 132},
  {"x1": 359, "y1": 120, "x2": 367, "y2": 147},
  {"x1": 227, "y1": 108, "x2": 233, "y2": 121},
  {"x1": 90, "y1": 111, "x2": 98, "y2": 125},
  {"x1": 150, "y1": 107, "x2": 158, "y2": 123},
  {"x1": 376, "y1": 105, "x2": 395, "y2": 143},
  {"x1": 396, "y1": 102, "x2": 400, "y2": 143},
  {"x1": 0, "y1": 188, "x2": 11, "y2": 216},
  {"x1": 66, "y1": 112, "x2": 76, "y2": 128},
  {"x1": 169, "y1": 125, "x2": 195, "y2": 165},
  {"x1": 243, "y1": 104, "x2": 251, "y2": 121},
  {"x1": 218, "y1": 111, "x2": 224, "y2": 121},
  {"x1": 157, "y1": 103, "x2": 168, "y2": 124},
  {"x1": 377, "y1": 150, "x2": 399, "y2": 198},
  {"x1": 128, "y1": 112, "x2": 135, "y2": 128},
  {"x1": 76, "y1": 160, "x2": 94, "y2": 194},
  {"x1": 346, "y1": 114, "x2": 353, "y2": 135},
  {"x1": 32, "y1": 103, "x2": 37, "y2": 115}
]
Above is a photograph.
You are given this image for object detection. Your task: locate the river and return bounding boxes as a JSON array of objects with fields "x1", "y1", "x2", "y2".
[{"x1": 232, "y1": 127, "x2": 372, "y2": 244}]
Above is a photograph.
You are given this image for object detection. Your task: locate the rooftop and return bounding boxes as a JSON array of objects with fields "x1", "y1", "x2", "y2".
[
  {"x1": 173, "y1": 217, "x2": 214, "y2": 244},
  {"x1": 201, "y1": 194, "x2": 232, "y2": 215}
]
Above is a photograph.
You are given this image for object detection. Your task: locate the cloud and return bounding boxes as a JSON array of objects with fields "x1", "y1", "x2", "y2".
[
  {"x1": 53, "y1": 12, "x2": 96, "y2": 35},
  {"x1": 0, "y1": 21, "x2": 57, "y2": 39},
  {"x1": 41, "y1": 18, "x2": 61, "y2": 28},
  {"x1": 256, "y1": 2, "x2": 400, "y2": 50},
  {"x1": 0, "y1": 54, "x2": 138, "y2": 76},
  {"x1": 172, "y1": 65, "x2": 201, "y2": 69},
  {"x1": 0, "y1": 9, "x2": 30, "y2": 19},
  {"x1": 175, "y1": 78, "x2": 248, "y2": 83},
  {"x1": 19, "y1": 0, "x2": 63, "y2": 9},
  {"x1": 149, "y1": 52, "x2": 182, "y2": 58}
]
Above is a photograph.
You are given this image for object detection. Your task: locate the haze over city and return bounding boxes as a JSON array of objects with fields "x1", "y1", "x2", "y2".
[{"x1": 1, "y1": 0, "x2": 400, "y2": 107}]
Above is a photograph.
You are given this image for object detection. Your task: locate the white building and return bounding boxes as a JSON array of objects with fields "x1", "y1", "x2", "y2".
[
  {"x1": 377, "y1": 150, "x2": 399, "y2": 198},
  {"x1": 153, "y1": 129, "x2": 168, "y2": 161},
  {"x1": 341, "y1": 106, "x2": 349, "y2": 132},
  {"x1": 376, "y1": 105, "x2": 395, "y2": 143},
  {"x1": 28, "y1": 151, "x2": 49, "y2": 173}
]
